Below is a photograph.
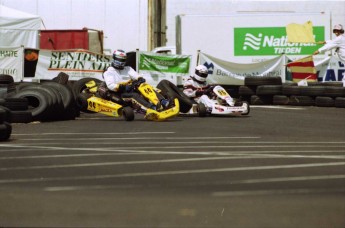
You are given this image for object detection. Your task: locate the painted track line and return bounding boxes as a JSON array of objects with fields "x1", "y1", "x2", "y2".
[{"x1": 1, "y1": 161, "x2": 345, "y2": 184}]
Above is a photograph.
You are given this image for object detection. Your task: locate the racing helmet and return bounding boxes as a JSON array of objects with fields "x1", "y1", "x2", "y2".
[
  {"x1": 112, "y1": 49, "x2": 127, "y2": 69},
  {"x1": 193, "y1": 64, "x2": 209, "y2": 83},
  {"x1": 333, "y1": 24, "x2": 344, "y2": 34}
]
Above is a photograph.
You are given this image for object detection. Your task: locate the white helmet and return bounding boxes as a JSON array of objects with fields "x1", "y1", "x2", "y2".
[
  {"x1": 333, "y1": 24, "x2": 344, "y2": 34},
  {"x1": 112, "y1": 49, "x2": 127, "y2": 69},
  {"x1": 193, "y1": 64, "x2": 208, "y2": 83}
]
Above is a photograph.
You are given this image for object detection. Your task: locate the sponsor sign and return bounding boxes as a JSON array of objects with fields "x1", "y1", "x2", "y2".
[
  {"x1": 36, "y1": 49, "x2": 111, "y2": 80},
  {"x1": 0, "y1": 46, "x2": 23, "y2": 82},
  {"x1": 199, "y1": 52, "x2": 285, "y2": 85},
  {"x1": 138, "y1": 51, "x2": 191, "y2": 85},
  {"x1": 234, "y1": 27, "x2": 325, "y2": 56}
]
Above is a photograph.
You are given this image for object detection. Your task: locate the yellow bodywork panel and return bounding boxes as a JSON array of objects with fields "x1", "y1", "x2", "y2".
[
  {"x1": 145, "y1": 98, "x2": 180, "y2": 121},
  {"x1": 137, "y1": 83, "x2": 160, "y2": 106},
  {"x1": 87, "y1": 96, "x2": 123, "y2": 117}
]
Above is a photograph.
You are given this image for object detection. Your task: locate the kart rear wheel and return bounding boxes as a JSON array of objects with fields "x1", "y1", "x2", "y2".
[
  {"x1": 241, "y1": 101, "x2": 250, "y2": 115},
  {"x1": 122, "y1": 106, "x2": 134, "y2": 121},
  {"x1": 197, "y1": 103, "x2": 207, "y2": 117}
]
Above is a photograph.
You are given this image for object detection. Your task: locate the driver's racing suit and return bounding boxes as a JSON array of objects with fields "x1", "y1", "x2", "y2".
[
  {"x1": 99, "y1": 65, "x2": 154, "y2": 109},
  {"x1": 183, "y1": 77, "x2": 234, "y2": 108}
]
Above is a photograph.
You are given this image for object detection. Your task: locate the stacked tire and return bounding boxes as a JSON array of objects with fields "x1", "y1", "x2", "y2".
[
  {"x1": 0, "y1": 105, "x2": 12, "y2": 141},
  {"x1": 239, "y1": 77, "x2": 345, "y2": 108},
  {"x1": 0, "y1": 73, "x2": 81, "y2": 122},
  {"x1": 239, "y1": 76, "x2": 283, "y2": 105}
]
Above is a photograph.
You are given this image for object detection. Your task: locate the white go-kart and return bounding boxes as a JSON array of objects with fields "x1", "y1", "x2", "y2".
[{"x1": 187, "y1": 85, "x2": 250, "y2": 117}]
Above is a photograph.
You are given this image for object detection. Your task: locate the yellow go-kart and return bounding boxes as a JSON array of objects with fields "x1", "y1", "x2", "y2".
[{"x1": 77, "y1": 79, "x2": 180, "y2": 121}]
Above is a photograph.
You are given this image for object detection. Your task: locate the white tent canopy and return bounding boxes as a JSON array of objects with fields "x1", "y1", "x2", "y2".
[{"x1": 0, "y1": 5, "x2": 42, "y2": 48}]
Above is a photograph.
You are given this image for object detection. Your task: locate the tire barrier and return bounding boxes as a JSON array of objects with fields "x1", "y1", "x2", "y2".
[
  {"x1": 0, "y1": 74, "x2": 83, "y2": 122},
  {"x1": 0, "y1": 106, "x2": 12, "y2": 141},
  {"x1": 238, "y1": 77, "x2": 345, "y2": 108}
]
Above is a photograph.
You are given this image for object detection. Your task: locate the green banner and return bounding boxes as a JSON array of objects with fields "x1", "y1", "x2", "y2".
[
  {"x1": 234, "y1": 26, "x2": 325, "y2": 56},
  {"x1": 139, "y1": 53, "x2": 190, "y2": 74}
]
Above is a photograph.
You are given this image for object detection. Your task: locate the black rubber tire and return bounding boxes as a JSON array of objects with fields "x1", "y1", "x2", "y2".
[
  {"x1": 299, "y1": 86, "x2": 325, "y2": 97},
  {"x1": 0, "y1": 106, "x2": 11, "y2": 123},
  {"x1": 157, "y1": 80, "x2": 193, "y2": 113},
  {"x1": 9, "y1": 89, "x2": 51, "y2": 121},
  {"x1": 76, "y1": 93, "x2": 93, "y2": 113},
  {"x1": 0, "y1": 106, "x2": 7, "y2": 123},
  {"x1": 238, "y1": 85, "x2": 256, "y2": 96},
  {"x1": 282, "y1": 85, "x2": 301, "y2": 96},
  {"x1": 335, "y1": 97, "x2": 345, "y2": 108},
  {"x1": 323, "y1": 87, "x2": 345, "y2": 97},
  {"x1": 42, "y1": 81, "x2": 77, "y2": 120},
  {"x1": 0, "y1": 97, "x2": 29, "y2": 111},
  {"x1": 0, "y1": 122, "x2": 12, "y2": 141},
  {"x1": 250, "y1": 95, "x2": 273, "y2": 105},
  {"x1": 197, "y1": 103, "x2": 207, "y2": 117},
  {"x1": 72, "y1": 78, "x2": 102, "y2": 95},
  {"x1": 244, "y1": 76, "x2": 282, "y2": 86},
  {"x1": 20, "y1": 85, "x2": 64, "y2": 120},
  {"x1": 9, "y1": 110, "x2": 33, "y2": 123},
  {"x1": 52, "y1": 72, "x2": 69, "y2": 85},
  {"x1": 256, "y1": 85, "x2": 282, "y2": 95},
  {"x1": 273, "y1": 95, "x2": 290, "y2": 105},
  {"x1": 122, "y1": 106, "x2": 134, "y2": 121},
  {"x1": 315, "y1": 96, "x2": 335, "y2": 107},
  {"x1": 289, "y1": 95, "x2": 315, "y2": 106}
]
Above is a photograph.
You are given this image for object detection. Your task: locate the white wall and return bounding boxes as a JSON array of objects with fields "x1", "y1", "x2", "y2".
[
  {"x1": 166, "y1": 0, "x2": 345, "y2": 46},
  {"x1": 1, "y1": 0, "x2": 344, "y2": 53}
]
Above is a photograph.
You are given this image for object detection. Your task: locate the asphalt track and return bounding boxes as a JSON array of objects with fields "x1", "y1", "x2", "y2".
[{"x1": 0, "y1": 105, "x2": 344, "y2": 227}]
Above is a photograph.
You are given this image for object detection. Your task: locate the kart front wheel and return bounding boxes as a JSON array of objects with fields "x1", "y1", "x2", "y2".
[
  {"x1": 197, "y1": 103, "x2": 207, "y2": 117},
  {"x1": 122, "y1": 106, "x2": 134, "y2": 121}
]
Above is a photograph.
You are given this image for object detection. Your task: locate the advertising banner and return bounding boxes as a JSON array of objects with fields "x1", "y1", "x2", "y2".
[
  {"x1": 315, "y1": 55, "x2": 345, "y2": 82},
  {"x1": 0, "y1": 46, "x2": 23, "y2": 82},
  {"x1": 35, "y1": 49, "x2": 111, "y2": 81},
  {"x1": 198, "y1": 52, "x2": 286, "y2": 85},
  {"x1": 137, "y1": 51, "x2": 191, "y2": 86},
  {"x1": 234, "y1": 26, "x2": 324, "y2": 56}
]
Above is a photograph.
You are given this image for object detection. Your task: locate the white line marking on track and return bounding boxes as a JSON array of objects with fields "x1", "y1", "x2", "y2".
[
  {"x1": 212, "y1": 188, "x2": 345, "y2": 197},
  {"x1": 1, "y1": 162, "x2": 345, "y2": 184},
  {"x1": 0, "y1": 150, "x2": 344, "y2": 160},
  {"x1": 251, "y1": 105, "x2": 305, "y2": 110},
  {"x1": 12, "y1": 132, "x2": 176, "y2": 136},
  {"x1": 42, "y1": 174, "x2": 345, "y2": 192},
  {"x1": 13, "y1": 136, "x2": 261, "y2": 141},
  {"x1": 229, "y1": 174, "x2": 345, "y2": 184},
  {"x1": 0, "y1": 156, "x2": 248, "y2": 171}
]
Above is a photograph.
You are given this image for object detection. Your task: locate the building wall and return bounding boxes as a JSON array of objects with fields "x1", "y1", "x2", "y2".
[
  {"x1": 1, "y1": 0, "x2": 344, "y2": 53},
  {"x1": 166, "y1": 0, "x2": 345, "y2": 46}
]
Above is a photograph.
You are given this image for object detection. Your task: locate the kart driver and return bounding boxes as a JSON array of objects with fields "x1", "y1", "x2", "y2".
[
  {"x1": 183, "y1": 64, "x2": 235, "y2": 108},
  {"x1": 99, "y1": 49, "x2": 169, "y2": 110}
]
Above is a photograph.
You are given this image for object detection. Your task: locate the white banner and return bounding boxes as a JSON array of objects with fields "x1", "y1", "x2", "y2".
[
  {"x1": 35, "y1": 49, "x2": 111, "y2": 81},
  {"x1": 0, "y1": 46, "x2": 23, "y2": 82},
  {"x1": 198, "y1": 52, "x2": 286, "y2": 85},
  {"x1": 314, "y1": 55, "x2": 345, "y2": 82}
]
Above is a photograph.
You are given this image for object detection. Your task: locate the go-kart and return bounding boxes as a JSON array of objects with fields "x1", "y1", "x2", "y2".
[
  {"x1": 187, "y1": 85, "x2": 250, "y2": 117},
  {"x1": 156, "y1": 80, "x2": 249, "y2": 117},
  {"x1": 77, "y1": 79, "x2": 180, "y2": 121}
]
